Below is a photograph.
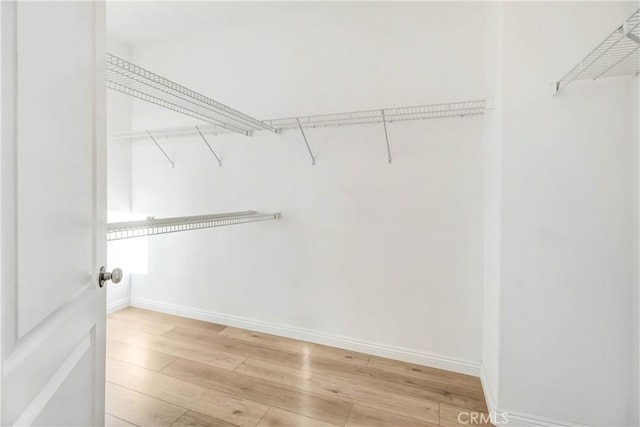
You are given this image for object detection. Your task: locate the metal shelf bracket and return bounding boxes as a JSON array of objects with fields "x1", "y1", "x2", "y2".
[
  {"x1": 146, "y1": 130, "x2": 174, "y2": 168},
  {"x1": 381, "y1": 110, "x2": 392, "y2": 164},
  {"x1": 296, "y1": 117, "x2": 316, "y2": 166},
  {"x1": 195, "y1": 126, "x2": 222, "y2": 166}
]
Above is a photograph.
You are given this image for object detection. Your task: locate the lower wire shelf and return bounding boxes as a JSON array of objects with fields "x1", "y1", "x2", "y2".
[{"x1": 107, "y1": 211, "x2": 281, "y2": 241}]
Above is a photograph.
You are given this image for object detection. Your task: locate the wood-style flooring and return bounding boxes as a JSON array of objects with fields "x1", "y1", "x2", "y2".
[{"x1": 105, "y1": 308, "x2": 492, "y2": 427}]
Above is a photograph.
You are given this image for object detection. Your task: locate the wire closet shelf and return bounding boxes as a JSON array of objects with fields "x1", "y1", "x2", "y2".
[
  {"x1": 106, "y1": 53, "x2": 276, "y2": 135},
  {"x1": 555, "y1": 9, "x2": 640, "y2": 93},
  {"x1": 108, "y1": 100, "x2": 487, "y2": 141},
  {"x1": 107, "y1": 211, "x2": 281, "y2": 241},
  {"x1": 265, "y1": 100, "x2": 486, "y2": 131}
]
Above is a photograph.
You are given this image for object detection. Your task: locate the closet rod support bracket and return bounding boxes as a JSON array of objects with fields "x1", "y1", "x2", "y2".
[
  {"x1": 146, "y1": 131, "x2": 175, "y2": 168},
  {"x1": 195, "y1": 126, "x2": 222, "y2": 166},
  {"x1": 296, "y1": 118, "x2": 316, "y2": 166},
  {"x1": 381, "y1": 110, "x2": 392, "y2": 164}
]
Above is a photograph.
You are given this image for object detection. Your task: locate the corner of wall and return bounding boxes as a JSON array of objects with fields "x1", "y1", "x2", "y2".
[
  {"x1": 106, "y1": 37, "x2": 134, "y2": 309},
  {"x1": 106, "y1": 297, "x2": 130, "y2": 315},
  {"x1": 634, "y1": 74, "x2": 640, "y2": 427},
  {"x1": 481, "y1": 0, "x2": 503, "y2": 416}
]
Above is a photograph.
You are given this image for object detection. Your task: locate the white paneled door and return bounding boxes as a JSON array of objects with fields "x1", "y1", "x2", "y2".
[{"x1": 1, "y1": 1, "x2": 107, "y2": 426}]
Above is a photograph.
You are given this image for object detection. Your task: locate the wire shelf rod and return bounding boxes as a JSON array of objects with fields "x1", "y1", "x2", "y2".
[
  {"x1": 107, "y1": 53, "x2": 276, "y2": 132},
  {"x1": 107, "y1": 81, "x2": 251, "y2": 135},
  {"x1": 107, "y1": 211, "x2": 281, "y2": 241},
  {"x1": 267, "y1": 100, "x2": 486, "y2": 131},
  {"x1": 555, "y1": 9, "x2": 640, "y2": 93},
  {"x1": 593, "y1": 45, "x2": 639, "y2": 80},
  {"x1": 107, "y1": 66, "x2": 258, "y2": 134},
  {"x1": 106, "y1": 53, "x2": 276, "y2": 134},
  {"x1": 108, "y1": 100, "x2": 486, "y2": 141}
]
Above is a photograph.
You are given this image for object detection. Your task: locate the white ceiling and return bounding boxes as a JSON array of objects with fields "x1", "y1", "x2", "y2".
[{"x1": 107, "y1": 1, "x2": 310, "y2": 46}]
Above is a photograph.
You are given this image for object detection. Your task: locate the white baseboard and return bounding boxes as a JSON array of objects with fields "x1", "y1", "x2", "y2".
[
  {"x1": 107, "y1": 297, "x2": 130, "y2": 314},
  {"x1": 129, "y1": 297, "x2": 481, "y2": 376},
  {"x1": 480, "y1": 365, "x2": 497, "y2": 417},
  {"x1": 480, "y1": 366, "x2": 586, "y2": 427},
  {"x1": 502, "y1": 411, "x2": 586, "y2": 427}
]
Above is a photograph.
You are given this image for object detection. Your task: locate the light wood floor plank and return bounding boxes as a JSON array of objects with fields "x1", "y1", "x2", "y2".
[
  {"x1": 107, "y1": 339, "x2": 177, "y2": 371},
  {"x1": 218, "y1": 326, "x2": 370, "y2": 366},
  {"x1": 345, "y1": 405, "x2": 440, "y2": 427},
  {"x1": 107, "y1": 358, "x2": 269, "y2": 427},
  {"x1": 108, "y1": 316, "x2": 176, "y2": 336},
  {"x1": 113, "y1": 308, "x2": 227, "y2": 334},
  {"x1": 108, "y1": 326, "x2": 245, "y2": 370},
  {"x1": 163, "y1": 326, "x2": 306, "y2": 367},
  {"x1": 312, "y1": 355, "x2": 484, "y2": 401},
  {"x1": 368, "y1": 356, "x2": 482, "y2": 390},
  {"x1": 160, "y1": 358, "x2": 353, "y2": 426},
  {"x1": 105, "y1": 413, "x2": 138, "y2": 427},
  {"x1": 256, "y1": 407, "x2": 340, "y2": 427},
  {"x1": 106, "y1": 382, "x2": 186, "y2": 427},
  {"x1": 439, "y1": 404, "x2": 493, "y2": 427},
  {"x1": 170, "y1": 410, "x2": 237, "y2": 427},
  {"x1": 303, "y1": 357, "x2": 488, "y2": 412},
  {"x1": 236, "y1": 358, "x2": 440, "y2": 425}
]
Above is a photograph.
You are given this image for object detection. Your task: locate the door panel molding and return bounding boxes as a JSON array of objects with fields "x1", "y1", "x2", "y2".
[
  {"x1": 1, "y1": 0, "x2": 19, "y2": 359},
  {"x1": 4, "y1": 286, "x2": 95, "y2": 375},
  {"x1": 15, "y1": 0, "x2": 96, "y2": 338},
  {"x1": 13, "y1": 331, "x2": 93, "y2": 426},
  {"x1": 3, "y1": 291, "x2": 99, "y2": 425}
]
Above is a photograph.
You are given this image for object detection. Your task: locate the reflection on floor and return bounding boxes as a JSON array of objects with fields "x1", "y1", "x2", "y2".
[{"x1": 105, "y1": 307, "x2": 492, "y2": 427}]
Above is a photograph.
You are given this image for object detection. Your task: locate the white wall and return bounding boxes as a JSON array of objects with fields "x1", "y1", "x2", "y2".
[
  {"x1": 127, "y1": 2, "x2": 487, "y2": 370},
  {"x1": 106, "y1": 39, "x2": 133, "y2": 311},
  {"x1": 484, "y1": 2, "x2": 639, "y2": 425}
]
